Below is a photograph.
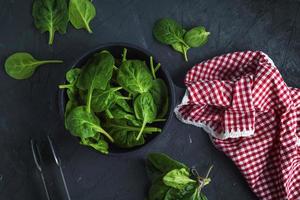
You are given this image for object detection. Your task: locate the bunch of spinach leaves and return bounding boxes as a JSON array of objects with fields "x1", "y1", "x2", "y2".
[
  {"x1": 153, "y1": 18, "x2": 210, "y2": 62},
  {"x1": 60, "y1": 49, "x2": 169, "y2": 154},
  {"x1": 146, "y1": 153, "x2": 213, "y2": 200},
  {"x1": 32, "y1": 0, "x2": 96, "y2": 45}
]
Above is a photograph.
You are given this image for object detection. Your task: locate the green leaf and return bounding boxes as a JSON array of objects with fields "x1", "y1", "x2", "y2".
[
  {"x1": 115, "y1": 91, "x2": 133, "y2": 113},
  {"x1": 90, "y1": 87, "x2": 125, "y2": 112},
  {"x1": 171, "y1": 42, "x2": 190, "y2": 62},
  {"x1": 59, "y1": 68, "x2": 81, "y2": 95},
  {"x1": 110, "y1": 107, "x2": 141, "y2": 126},
  {"x1": 64, "y1": 99, "x2": 78, "y2": 129},
  {"x1": 4, "y1": 52, "x2": 63, "y2": 80},
  {"x1": 147, "y1": 153, "x2": 189, "y2": 177},
  {"x1": 148, "y1": 180, "x2": 171, "y2": 200},
  {"x1": 77, "y1": 50, "x2": 115, "y2": 113},
  {"x1": 66, "y1": 106, "x2": 114, "y2": 142},
  {"x1": 153, "y1": 18, "x2": 186, "y2": 45},
  {"x1": 164, "y1": 184, "x2": 199, "y2": 200},
  {"x1": 134, "y1": 92, "x2": 157, "y2": 140},
  {"x1": 163, "y1": 168, "x2": 196, "y2": 190},
  {"x1": 184, "y1": 26, "x2": 210, "y2": 48},
  {"x1": 150, "y1": 79, "x2": 169, "y2": 118},
  {"x1": 117, "y1": 60, "x2": 153, "y2": 94},
  {"x1": 80, "y1": 137, "x2": 109, "y2": 154},
  {"x1": 32, "y1": 0, "x2": 69, "y2": 45},
  {"x1": 69, "y1": 0, "x2": 96, "y2": 33}
]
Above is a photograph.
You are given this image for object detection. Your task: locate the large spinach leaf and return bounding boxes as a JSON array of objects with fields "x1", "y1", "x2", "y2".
[
  {"x1": 32, "y1": 0, "x2": 69, "y2": 45},
  {"x1": 163, "y1": 168, "x2": 196, "y2": 190},
  {"x1": 134, "y1": 92, "x2": 157, "y2": 140},
  {"x1": 77, "y1": 50, "x2": 114, "y2": 113},
  {"x1": 150, "y1": 79, "x2": 169, "y2": 118},
  {"x1": 66, "y1": 106, "x2": 114, "y2": 142},
  {"x1": 4, "y1": 52, "x2": 63, "y2": 80},
  {"x1": 69, "y1": 0, "x2": 96, "y2": 33},
  {"x1": 117, "y1": 60, "x2": 153, "y2": 94}
]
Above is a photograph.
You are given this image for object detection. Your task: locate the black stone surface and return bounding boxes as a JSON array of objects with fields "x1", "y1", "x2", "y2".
[{"x1": 0, "y1": 0, "x2": 299, "y2": 199}]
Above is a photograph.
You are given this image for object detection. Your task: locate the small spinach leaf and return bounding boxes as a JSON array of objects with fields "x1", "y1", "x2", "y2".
[
  {"x1": 134, "y1": 92, "x2": 157, "y2": 140},
  {"x1": 32, "y1": 0, "x2": 69, "y2": 45},
  {"x1": 66, "y1": 106, "x2": 114, "y2": 142},
  {"x1": 69, "y1": 0, "x2": 96, "y2": 33},
  {"x1": 184, "y1": 26, "x2": 210, "y2": 48},
  {"x1": 117, "y1": 60, "x2": 153, "y2": 94},
  {"x1": 153, "y1": 18, "x2": 186, "y2": 45},
  {"x1": 5, "y1": 52, "x2": 63, "y2": 80},
  {"x1": 163, "y1": 168, "x2": 196, "y2": 190},
  {"x1": 80, "y1": 137, "x2": 109, "y2": 154}
]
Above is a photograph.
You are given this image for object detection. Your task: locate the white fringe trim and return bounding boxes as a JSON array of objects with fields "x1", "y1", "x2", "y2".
[
  {"x1": 174, "y1": 90, "x2": 255, "y2": 140},
  {"x1": 296, "y1": 137, "x2": 300, "y2": 147}
]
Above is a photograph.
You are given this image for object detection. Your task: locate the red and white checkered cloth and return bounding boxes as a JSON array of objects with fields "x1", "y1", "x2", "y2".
[{"x1": 175, "y1": 51, "x2": 300, "y2": 200}]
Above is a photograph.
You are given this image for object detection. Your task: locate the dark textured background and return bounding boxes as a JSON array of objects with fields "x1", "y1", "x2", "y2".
[{"x1": 0, "y1": 0, "x2": 299, "y2": 199}]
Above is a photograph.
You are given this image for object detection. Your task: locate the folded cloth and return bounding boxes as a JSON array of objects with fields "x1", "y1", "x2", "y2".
[{"x1": 175, "y1": 51, "x2": 300, "y2": 200}]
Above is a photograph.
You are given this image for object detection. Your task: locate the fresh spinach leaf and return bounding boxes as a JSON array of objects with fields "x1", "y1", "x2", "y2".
[
  {"x1": 163, "y1": 168, "x2": 196, "y2": 190},
  {"x1": 134, "y1": 92, "x2": 157, "y2": 140},
  {"x1": 184, "y1": 26, "x2": 210, "y2": 48},
  {"x1": 148, "y1": 179, "x2": 171, "y2": 200},
  {"x1": 110, "y1": 106, "x2": 141, "y2": 126},
  {"x1": 59, "y1": 68, "x2": 81, "y2": 95},
  {"x1": 77, "y1": 50, "x2": 114, "y2": 113},
  {"x1": 80, "y1": 136, "x2": 109, "y2": 154},
  {"x1": 115, "y1": 91, "x2": 133, "y2": 113},
  {"x1": 4, "y1": 52, "x2": 63, "y2": 80},
  {"x1": 69, "y1": 0, "x2": 96, "y2": 33},
  {"x1": 32, "y1": 0, "x2": 69, "y2": 45},
  {"x1": 66, "y1": 106, "x2": 114, "y2": 142},
  {"x1": 91, "y1": 86, "x2": 129, "y2": 112},
  {"x1": 150, "y1": 79, "x2": 169, "y2": 118},
  {"x1": 147, "y1": 153, "x2": 189, "y2": 175},
  {"x1": 117, "y1": 60, "x2": 153, "y2": 94},
  {"x1": 153, "y1": 18, "x2": 186, "y2": 45}
]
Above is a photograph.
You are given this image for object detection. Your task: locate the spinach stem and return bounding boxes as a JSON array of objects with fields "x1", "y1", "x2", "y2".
[
  {"x1": 153, "y1": 118, "x2": 166, "y2": 122},
  {"x1": 109, "y1": 124, "x2": 161, "y2": 133},
  {"x1": 136, "y1": 120, "x2": 147, "y2": 141},
  {"x1": 48, "y1": 29, "x2": 55, "y2": 45},
  {"x1": 113, "y1": 65, "x2": 118, "y2": 70},
  {"x1": 183, "y1": 48, "x2": 188, "y2": 62},
  {"x1": 86, "y1": 24, "x2": 93, "y2": 34},
  {"x1": 105, "y1": 109, "x2": 114, "y2": 119},
  {"x1": 86, "y1": 88, "x2": 93, "y2": 113},
  {"x1": 58, "y1": 84, "x2": 72, "y2": 89},
  {"x1": 122, "y1": 48, "x2": 127, "y2": 62},
  {"x1": 40, "y1": 60, "x2": 63, "y2": 64},
  {"x1": 149, "y1": 56, "x2": 156, "y2": 79},
  {"x1": 154, "y1": 63, "x2": 161, "y2": 72},
  {"x1": 93, "y1": 125, "x2": 114, "y2": 143}
]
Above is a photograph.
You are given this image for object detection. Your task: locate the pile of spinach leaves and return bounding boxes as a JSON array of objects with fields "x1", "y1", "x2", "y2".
[
  {"x1": 146, "y1": 153, "x2": 213, "y2": 200},
  {"x1": 60, "y1": 49, "x2": 169, "y2": 154},
  {"x1": 153, "y1": 18, "x2": 210, "y2": 62}
]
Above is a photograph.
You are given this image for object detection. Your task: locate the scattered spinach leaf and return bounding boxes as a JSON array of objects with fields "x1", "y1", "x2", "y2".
[
  {"x1": 184, "y1": 26, "x2": 210, "y2": 48},
  {"x1": 4, "y1": 52, "x2": 63, "y2": 80},
  {"x1": 69, "y1": 0, "x2": 96, "y2": 33},
  {"x1": 153, "y1": 18, "x2": 186, "y2": 45},
  {"x1": 163, "y1": 168, "x2": 196, "y2": 190},
  {"x1": 32, "y1": 0, "x2": 69, "y2": 45}
]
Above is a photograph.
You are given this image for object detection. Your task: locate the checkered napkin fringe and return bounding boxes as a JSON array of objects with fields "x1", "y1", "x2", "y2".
[{"x1": 174, "y1": 51, "x2": 300, "y2": 200}]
